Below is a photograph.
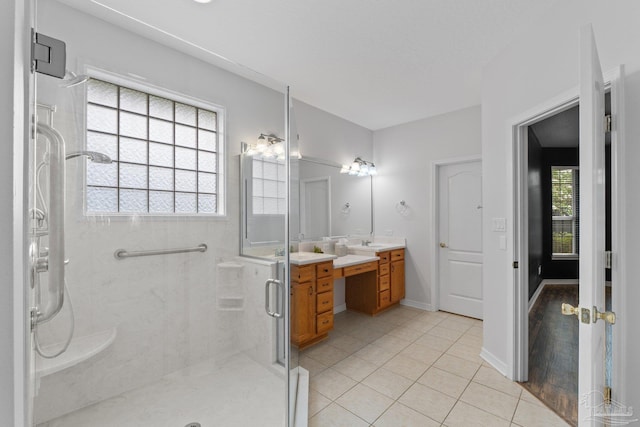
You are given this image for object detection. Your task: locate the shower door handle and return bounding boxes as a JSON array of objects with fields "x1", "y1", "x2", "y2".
[{"x1": 265, "y1": 279, "x2": 284, "y2": 318}]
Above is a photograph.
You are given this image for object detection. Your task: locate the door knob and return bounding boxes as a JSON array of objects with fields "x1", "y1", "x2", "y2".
[
  {"x1": 561, "y1": 303, "x2": 592, "y2": 324},
  {"x1": 439, "y1": 242, "x2": 448, "y2": 248},
  {"x1": 593, "y1": 306, "x2": 616, "y2": 324}
]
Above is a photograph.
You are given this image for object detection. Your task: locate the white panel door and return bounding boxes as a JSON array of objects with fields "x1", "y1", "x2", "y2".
[
  {"x1": 577, "y1": 24, "x2": 607, "y2": 426},
  {"x1": 438, "y1": 160, "x2": 483, "y2": 319}
]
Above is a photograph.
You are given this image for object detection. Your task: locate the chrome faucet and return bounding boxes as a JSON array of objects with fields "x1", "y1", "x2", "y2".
[
  {"x1": 274, "y1": 247, "x2": 285, "y2": 257},
  {"x1": 362, "y1": 240, "x2": 372, "y2": 247}
]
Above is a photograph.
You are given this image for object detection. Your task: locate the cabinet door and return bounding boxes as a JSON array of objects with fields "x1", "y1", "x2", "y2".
[
  {"x1": 291, "y1": 282, "x2": 315, "y2": 344},
  {"x1": 390, "y1": 259, "x2": 405, "y2": 303}
]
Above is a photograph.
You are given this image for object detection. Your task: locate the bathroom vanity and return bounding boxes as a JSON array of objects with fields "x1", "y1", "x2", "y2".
[{"x1": 289, "y1": 242, "x2": 406, "y2": 349}]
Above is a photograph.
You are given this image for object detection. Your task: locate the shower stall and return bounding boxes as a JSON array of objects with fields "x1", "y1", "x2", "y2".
[{"x1": 24, "y1": 1, "x2": 300, "y2": 425}]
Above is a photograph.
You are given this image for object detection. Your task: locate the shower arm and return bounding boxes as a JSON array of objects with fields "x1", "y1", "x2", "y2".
[{"x1": 34, "y1": 122, "x2": 66, "y2": 325}]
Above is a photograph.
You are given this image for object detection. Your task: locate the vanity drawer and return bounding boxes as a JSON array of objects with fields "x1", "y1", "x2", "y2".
[
  {"x1": 379, "y1": 290, "x2": 391, "y2": 308},
  {"x1": 391, "y1": 249, "x2": 405, "y2": 261},
  {"x1": 316, "y1": 261, "x2": 333, "y2": 278},
  {"x1": 316, "y1": 291, "x2": 333, "y2": 313},
  {"x1": 333, "y1": 268, "x2": 344, "y2": 279},
  {"x1": 317, "y1": 277, "x2": 333, "y2": 293},
  {"x1": 377, "y1": 251, "x2": 391, "y2": 264},
  {"x1": 344, "y1": 261, "x2": 378, "y2": 277},
  {"x1": 292, "y1": 264, "x2": 315, "y2": 283},
  {"x1": 379, "y1": 274, "x2": 390, "y2": 292},
  {"x1": 379, "y1": 263, "x2": 390, "y2": 276},
  {"x1": 317, "y1": 312, "x2": 333, "y2": 334}
]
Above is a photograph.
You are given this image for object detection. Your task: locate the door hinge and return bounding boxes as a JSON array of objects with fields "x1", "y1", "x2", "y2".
[
  {"x1": 513, "y1": 261, "x2": 519, "y2": 269},
  {"x1": 604, "y1": 386, "x2": 612, "y2": 405},
  {"x1": 31, "y1": 29, "x2": 66, "y2": 79},
  {"x1": 605, "y1": 251, "x2": 612, "y2": 269},
  {"x1": 605, "y1": 114, "x2": 613, "y2": 133}
]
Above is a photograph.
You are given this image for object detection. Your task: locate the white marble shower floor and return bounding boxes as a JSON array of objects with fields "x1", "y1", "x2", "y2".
[{"x1": 38, "y1": 354, "x2": 286, "y2": 427}]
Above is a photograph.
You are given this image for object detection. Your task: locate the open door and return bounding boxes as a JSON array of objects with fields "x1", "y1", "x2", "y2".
[{"x1": 570, "y1": 24, "x2": 610, "y2": 425}]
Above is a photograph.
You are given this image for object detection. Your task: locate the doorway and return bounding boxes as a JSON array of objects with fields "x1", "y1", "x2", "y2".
[{"x1": 511, "y1": 64, "x2": 626, "y2": 426}]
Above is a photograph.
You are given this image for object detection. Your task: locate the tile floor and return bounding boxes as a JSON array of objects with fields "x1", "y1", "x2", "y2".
[{"x1": 302, "y1": 305, "x2": 570, "y2": 427}]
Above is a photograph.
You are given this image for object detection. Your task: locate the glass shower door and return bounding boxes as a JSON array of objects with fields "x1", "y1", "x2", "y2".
[{"x1": 29, "y1": 1, "x2": 292, "y2": 425}]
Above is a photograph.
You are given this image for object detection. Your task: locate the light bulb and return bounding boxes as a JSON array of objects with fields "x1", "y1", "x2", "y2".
[
  {"x1": 340, "y1": 165, "x2": 349, "y2": 174},
  {"x1": 369, "y1": 165, "x2": 377, "y2": 175},
  {"x1": 351, "y1": 161, "x2": 360, "y2": 172}
]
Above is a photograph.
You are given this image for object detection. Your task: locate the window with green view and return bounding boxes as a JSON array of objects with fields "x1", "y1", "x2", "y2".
[{"x1": 551, "y1": 167, "x2": 579, "y2": 256}]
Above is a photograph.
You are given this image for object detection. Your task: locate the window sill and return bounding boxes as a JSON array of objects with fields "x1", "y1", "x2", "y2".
[{"x1": 552, "y1": 254, "x2": 579, "y2": 261}]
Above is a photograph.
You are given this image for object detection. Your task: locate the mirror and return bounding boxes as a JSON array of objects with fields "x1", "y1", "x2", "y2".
[
  {"x1": 241, "y1": 153, "x2": 373, "y2": 254},
  {"x1": 292, "y1": 157, "x2": 373, "y2": 241}
]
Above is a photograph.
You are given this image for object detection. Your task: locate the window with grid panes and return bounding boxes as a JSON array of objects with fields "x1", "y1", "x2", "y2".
[
  {"x1": 85, "y1": 78, "x2": 222, "y2": 214},
  {"x1": 551, "y1": 167, "x2": 579, "y2": 256},
  {"x1": 252, "y1": 155, "x2": 286, "y2": 215}
]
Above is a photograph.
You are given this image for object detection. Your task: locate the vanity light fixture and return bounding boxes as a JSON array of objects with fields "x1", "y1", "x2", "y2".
[
  {"x1": 341, "y1": 157, "x2": 377, "y2": 177},
  {"x1": 245, "y1": 133, "x2": 285, "y2": 160}
]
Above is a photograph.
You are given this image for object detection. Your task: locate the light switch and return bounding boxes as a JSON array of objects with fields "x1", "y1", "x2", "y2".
[{"x1": 492, "y1": 218, "x2": 506, "y2": 232}]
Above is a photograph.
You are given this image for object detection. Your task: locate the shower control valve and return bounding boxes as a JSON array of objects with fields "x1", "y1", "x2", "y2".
[{"x1": 35, "y1": 256, "x2": 48, "y2": 273}]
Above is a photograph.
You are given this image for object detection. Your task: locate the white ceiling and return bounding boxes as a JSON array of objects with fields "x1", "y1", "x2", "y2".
[{"x1": 58, "y1": 0, "x2": 561, "y2": 130}]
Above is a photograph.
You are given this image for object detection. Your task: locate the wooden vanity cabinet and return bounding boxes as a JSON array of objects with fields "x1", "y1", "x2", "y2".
[
  {"x1": 390, "y1": 249, "x2": 405, "y2": 303},
  {"x1": 291, "y1": 261, "x2": 334, "y2": 349}
]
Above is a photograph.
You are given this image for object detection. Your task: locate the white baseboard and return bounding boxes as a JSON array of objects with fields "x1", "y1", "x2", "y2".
[
  {"x1": 480, "y1": 347, "x2": 508, "y2": 377},
  {"x1": 334, "y1": 304, "x2": 347, "y2": 314},
  {"x1": 400, "y1": 299, "x2": 433, "y2": 311},
  {"x1": 528, "y1": 279, "x2": 579, "y2": 312}
]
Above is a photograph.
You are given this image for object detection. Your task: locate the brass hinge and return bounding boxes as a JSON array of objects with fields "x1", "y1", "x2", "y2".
[
  {"x1": 605, "y1": 115, "x2": 613, "y2": 133},
  {"x1": 513, "y1": 261, "x2": 519, "y2": 269},
  {"x1": 604, "y1": 386, "x2": 612, "y2": 404}
]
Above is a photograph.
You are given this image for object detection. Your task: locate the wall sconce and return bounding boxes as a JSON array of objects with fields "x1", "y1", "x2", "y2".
[
  {"x1": 340, "y1": 157, "x2": 377, "y2": 177},
  {"x1": 245, "y1": 133, "x2": 285, "y2": 160}
]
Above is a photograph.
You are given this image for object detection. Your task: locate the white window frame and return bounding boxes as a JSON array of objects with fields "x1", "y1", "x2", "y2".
[
  {"x1": 81, "y1": 68, "x2": 226, "y2": 218},
  {"x1": 551, "y1": 165, "x2": 578, "y2": 259}
]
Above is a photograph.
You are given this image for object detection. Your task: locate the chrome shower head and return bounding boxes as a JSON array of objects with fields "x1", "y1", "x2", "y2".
[{"x1": 65, "y1": 151, "x2": 113, "y2": 164}]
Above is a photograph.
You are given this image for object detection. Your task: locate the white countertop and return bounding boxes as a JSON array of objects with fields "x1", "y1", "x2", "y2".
[
  {"x1": 288, "y1": 252, "x2": 337, "y2": 265},
  {"x1": 333, "y1": 254, "x2": 379, "y2": 269}
]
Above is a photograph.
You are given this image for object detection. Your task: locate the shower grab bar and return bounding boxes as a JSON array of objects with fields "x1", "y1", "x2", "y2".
[
  {"x1": 114, "y1": 244, "x2": 208, "y2": 260},
  {"x1": 34, "y1": 122, "x2": 66, "y2": 325}
]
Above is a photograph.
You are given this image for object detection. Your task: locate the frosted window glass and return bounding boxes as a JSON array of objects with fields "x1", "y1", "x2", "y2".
[
  {"x1": 87, "y1": 79, "x2": 117, "y2": 107},
  {"x1": 278, "y1": 164, "x2": 286, "y2": 180},
  {"x1": 175, "y1": 147, "x2": 196, "y2": 170},
  {"x1": 198, "y1": 129, "x2": 216, "y2": 151},
  {"x1": 149, "y1": 118, "x2": 173, "y2": 144},
  {"x1": 149, "y1": 191, "x2": 173, "y2": 213},
  {"x1": 253, "y1": 178, "x2": 263, "y2": 197},
  {"x1": 119, "y1": 137, "x2": 147, "y2": 164},
  {"x1": 253, "y1": 159, "x2": 263, "y2": 176},
  {"x1": 198, "y1": 194, "x2": 216, "y2": 213},
  {"x1": 119, "y1": 189, "x2": 148, "y2": 212},
  {"x1": 198, "y1": 110, "x2": 216, "y2": 131},
  {"x1": 86, "y1": 187, "x2": 118, "y2": 212},
  {"x1": 175, "y1": 192, "x2": 196, "y2": 213},
  {"x1": 253, "y1": 197, "x2": 263, "y2": 214},
  {"x1": 120, "y1": 111, "x2": 147, "y2": 139},
  {"x1": 263, "y1": 162, "x2": 278, "y2": 180},
  {"x1": 175, "y1": 103, "x2": 196, "y2": 126},
  {"x1": 278, "y1": 182, "x2": 286, "y2": 198},
  {"x1": 120, "y1": 87, "x2": 147, "y2": 114},
  {"x1": 278, "y1": 198, "x2": 287, "y2": 214},
  {"x1": 264, "y1": 180, "x2": 277, "y2": 197},
  {"x1": 87, "y1": 161, "x2": 118, "y2": 187},
  {"x1": 264, "y1": 198, "x2": 278, "y2": 214},
  {"x1": 119, "y1": 163, "x2": 148, "y2": 189},
  {"x1": 149, "y1": 96, "x2": 173, "y2": 120},
  {"x1": 198, "y1": 151, "x2": 217, "y2": 173},
  {"x1": 175, "y1": 124, "x2": 196, "y2": 148},
  {"x1": 175, "y1": 170, "x2": 196, "y2": 192},
  {"x1": 149, "y1": 167, "x2": 173, "y2": 191},
  {"x1": 87, "y1": 105, "x2": 117, "y2": 134},
  {"x1": 87, "y1": 131, "x2": 118, "y2": 161},
  {"x1": 149, "y1": 142, "x2": 173, "y2": 167},
  {"x1": 198, "y1": 173, "x2": 216, "y2": 193}
]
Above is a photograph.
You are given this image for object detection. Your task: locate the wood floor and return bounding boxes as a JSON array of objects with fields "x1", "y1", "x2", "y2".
[{"x1": 522, "y1": 285, "x2": 579, "y2": 426}]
